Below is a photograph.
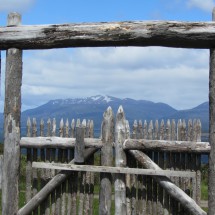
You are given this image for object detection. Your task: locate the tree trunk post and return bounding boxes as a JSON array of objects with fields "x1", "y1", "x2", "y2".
[
  {"x1": 114, "y1": 106, "x2": 128, "y2": 215},
  {"x1": 99, "y1": 107, "x2": 114, "y2": 215},
  {"x1": 2, "y1": 12, "x2": 22, "y2": 215},
  {"x1": 209, "y1": 7, "x2": 215, "y2": 214}
]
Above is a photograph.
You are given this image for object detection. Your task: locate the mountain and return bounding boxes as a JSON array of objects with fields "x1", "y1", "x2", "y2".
[
  {"x1": 167, "y1": 102, "x2": 209, "y2": 132},
  {"x1": 0, "y1": 96, "x2": 209, "y2": 140}
]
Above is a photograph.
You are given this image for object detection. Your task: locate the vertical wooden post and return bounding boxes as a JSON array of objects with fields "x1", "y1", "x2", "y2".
[
  {"x1": 209, "y1": 8, "x2": 215, "y2": 214},
  {"x1": 99, "y1": 107, "x2": 114, "y2": 215},
  {"x1": 26, "y1": 118, "x2": 32, "y2": 203},
  {"x1": 114, "y1": 106, "x2": 127, "y2": 215},
  {"x1": 2, "y1": 12, "x2": 22, "y2": 215},
  {"x1": 75, "y1": 126, "x2": 85, "y2": 163}
]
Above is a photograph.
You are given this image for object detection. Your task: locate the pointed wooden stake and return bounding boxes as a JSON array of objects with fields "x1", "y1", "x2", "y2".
[
  {"x1": 99, "y1": 107, "x2": 114, "y2": 215},
  {"x1": 114, "y1": 106, "x2": 128, "y2": 215}
]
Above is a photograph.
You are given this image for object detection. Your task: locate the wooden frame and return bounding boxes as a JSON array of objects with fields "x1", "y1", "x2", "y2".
[{"x1": 2, "y1": 9, "x2": 214, "y2": 215}]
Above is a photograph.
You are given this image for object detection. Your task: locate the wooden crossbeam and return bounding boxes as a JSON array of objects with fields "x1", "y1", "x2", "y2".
[
  {"x1": 32, "y1": 162, "x2": 196, "y2": 178},
  {"x1": 20, "y1": 137, "x2": 210, "y2": 153},
  {"x1": 1, "y1": 21, "x2": 215, "y2": 50},
  {"x1": 20, "y1": 137, "x2": 103, "y2": 148},
  {"x1": 123, "y1": 139, "x2": 210, "y2": 153}
]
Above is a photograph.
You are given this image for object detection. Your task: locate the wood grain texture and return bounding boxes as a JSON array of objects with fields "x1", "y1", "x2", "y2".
[
  {"x1": 129, "y1": 150, "x2": 206, "y2": 215},
  {"x1": 114, "y1": 106, "x2": 127, "y2": 215},
  {"x1": 209, "y1": 8, "x2": 215, "y2": 215},
  {"x1": 123, "y1": 139, "x2": 210, "y2": 153},
  {"x1": 20, "y1": 136, "x2": 103, "y2": 148},
  {"x1": 18, "y1": 148, "x2": 97, "y2": 215},
  {"x1": 99, "y1": 107, "x2": 114, "y2": 215},
  {"x1": 2, "y1": 12, "x2": 22, "y2": 215},
  {"x1": 2, "y1": 21, "x2": 215, "y2": 49}
]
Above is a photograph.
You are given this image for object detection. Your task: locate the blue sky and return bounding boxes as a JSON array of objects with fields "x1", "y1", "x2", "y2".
[{"x1": 0, "y1": 0, "x2": 214, "y2": 111}]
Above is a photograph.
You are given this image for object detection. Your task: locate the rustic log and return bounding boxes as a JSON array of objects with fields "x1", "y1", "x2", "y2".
[
  {"x1": 82, "y1": 119, "x2": 91, "y2": 215},
  {"x1": 130, "y1": 120, "x2": 138, "y2": 215},
  {"x1": 129, "y1": 150, "x2": 207, "y2": 215},
  {"x1": 137, "y1": 120, "x2": 146, "y2": 215},
  {"x1": 99, "y1": 107, "x2": 114, "y2": 215},
  {"x1": 123, "y1": 139, "x2": 210, "y2": 153},
  {"x1": 32, "y1": 118, "x2": 38, "y2": 215},
  {"x1": 158, "y1": 120, "x2": 164, "y2": 215},
  {"x1": 32, "y1": 162, "x2": 196, "y2": 178},
  {"x1": 2, "y1": 21, "x2": 215, "y2": 49},
  {"x1": 114, "y1": 106, "x2": 127, "y2": 215},
  {"x1": 20, "y1": 136, "x2": 103, "y2": 148},
  {"x1": 152, "y1": 120, "x2": 159, "y2": 215},
  {"x1": 89, "y1": 120, "x2": 95, "y2": 215},
  {"x1": 71, "y1": 119, "x2": 75, "y2": 138},
  {"x1": 164, "y1": 119, "x2": 171, "y2": 214},
  {"x1": 25, "y1": 118, "x2": 32, "y2": 203},
  {"x1": 196, "y1": 119, "x2": 202, "y2": 205},
  {"x1": 39, "y1": 119, "x2": 46, "y2": 215},
  {"x1": 50, "y1": 118, "x2": 56, "y2": 215},
  {"x1": 18, "y1": 148, "x2": 97, "y2": 215},
  {"x1": 2, "y1": 12, "x2": 22, "y2": 215},
  {"x1": 209, "y1": 9, "x2": 215, "y2": 215},
  {"x1": 146, "y1": 120, "x2": 153, "y2": 215},
  {"x1": 0, "y1": 155, "x2": 3, "y2": 189},
  {"x1": 75, "y1": 126, "x2": 85, "y2": 163}
]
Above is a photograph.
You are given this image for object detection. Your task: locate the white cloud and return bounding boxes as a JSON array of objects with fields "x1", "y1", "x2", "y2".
[
  {"x1": 0, "y1": 0, "x2": 35, "y2": 12},
  {"x1": 15, "y1": 47, "x2": 208, "y2": 111},
  {"x1": 187, "y1": 0, "x2": 215, "y2": 12}
]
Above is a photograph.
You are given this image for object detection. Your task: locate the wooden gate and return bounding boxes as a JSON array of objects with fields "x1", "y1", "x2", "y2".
[
  {"x1": 17, "y1": 106, "x2": 209, "y2": 215},
  {"x1": 2, "y1": 11, "x2": 215, "y2": 215}
]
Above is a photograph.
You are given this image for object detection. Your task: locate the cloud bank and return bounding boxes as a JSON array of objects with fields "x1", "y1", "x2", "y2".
[
  {"x1": 187, "y1": 0, "x2": 215, "y2": 12},
  {"x1": 0, "y1": 0, "x2": 35, "y2": 12},
  {"x1": 10, "y1": 47, "x2": 208, "y2": 111}
]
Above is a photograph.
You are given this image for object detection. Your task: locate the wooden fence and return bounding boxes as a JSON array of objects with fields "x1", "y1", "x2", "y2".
[
  {"x1": 18, "y1": 106, "x2": 209, "y2": 215},
  {"x1": 2, "y1": 11, "x2": 215, "y2": 215}
]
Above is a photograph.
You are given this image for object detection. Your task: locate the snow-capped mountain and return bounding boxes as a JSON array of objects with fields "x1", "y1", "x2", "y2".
[
  {"x1": 0, "y1": 95, "x2": 209, "y2": 140},
  {"x1": 49, "y1": 95, "x2": 116, "y2": 105}
]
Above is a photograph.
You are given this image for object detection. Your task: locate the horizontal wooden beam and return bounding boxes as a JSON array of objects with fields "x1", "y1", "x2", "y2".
[
  {"x1": 32, "y1": 162, "x2": 196, "y2": 178},
  {"x1": 20, "y1": 137, "x2": 103, "y2": 149},
  {"x1": 1, "y1": 21, "x2": 215, "y2": 49},
  {"x1": 123, "y1": 139, "x2": 210, "y2": 153}
]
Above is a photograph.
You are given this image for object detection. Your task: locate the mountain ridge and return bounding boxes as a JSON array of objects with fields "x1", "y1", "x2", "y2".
[{"x1": 0, "y1": 95, "x2": 209, "y2": 140}]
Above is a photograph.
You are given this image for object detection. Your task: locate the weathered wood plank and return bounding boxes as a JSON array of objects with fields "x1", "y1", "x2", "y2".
[
  {"x1": 147, "y1": 120, "x2": 153, "y2": 215},
  {"x1": 129, "y1": 150, "x2": 206, "y2": 215},
  {"x1": 0, "y1": 155, "x2": 3, "y2": 189},
  {"x1": 99, "y1": 107, "x2": 114, "y2": 215},
  {"x1": 18, "y1": 148, "x2": 97, "y2": 215},
  {"x1": 2, "y1": 21, "x2": 215, "y2": 49},
  {"x1": 153, "y1": 120, "x2": 159, "y2": 215},
  {"x1": 158, "y1": 120, "x2": 164, "y2": 215},
  {"x1": 114, "y1": 106, "x2": 127, "y2": 215},
  {"x1": 2, "y1": 12, "x2": 22, "y2": 215},
  {"x1": 32, "y1": 118, "x2": 39, "y2": 215},
  {"x1": 25, "y1": 118, "x2": 32, "y2": 203},
  {"x1": 88, "y1": 120, "x2": 95, "y2": 215},
  {"x1": 50, "y1": 118, "x2": 56, "y2": 214},
  {"x1": 20, "y1": 136, "x2": 103, "y2": 148},
  {"x1": 32, "y1": 162, "x2": 197, "y2": 178},
  {"x1": 123, "y1": 139, "x2": 210, "y2": 153},
  {"x1": 75, "y1": 126, "x2": 85, "y2": 163},
  {"x1": 39, "y1": 119, "x2": 46, "y2": 215}
]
